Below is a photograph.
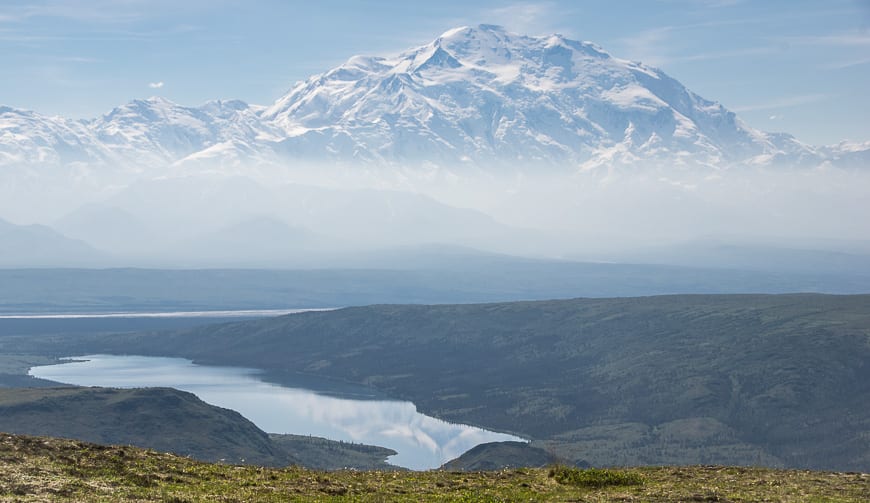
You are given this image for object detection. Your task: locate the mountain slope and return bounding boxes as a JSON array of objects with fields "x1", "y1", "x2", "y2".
[
  {"x1": 58, "y1": 176, "x2": 539, "y2": 261},
  {"x1": 264, "y1": 24, "x2": 819, "y2": 170},
  {"x1": 0, "y1": 218, "x2": 103, "y2": 266},
  {"x1": 0, "y1": 106, "x2": 105, "y2": 168},
  {"x1": 0, "y1": 98, "x2": 274, "y2": 174},
  {"x1": 0, "y1": 387, "x2": 396, "y2": 470},
  {"x1": 89, "y1": 97, "x2": 275, "y2": 170},
  {"x1": 54, "y1": 203, "x2": 155, "y2": 255},
  {"x1": 170, "y1": 216, "x2": 330, "y2": 266},
  {"x1": 59, "y1": 294, "x2": 870, "y2": 471},
  {"x1": 0, "y1": 25, "x2": 860, "y2": 180},
  {"x1": 441, "y1": 441, "x2": 562, "y2": 471},
  {"x1": 0, "y1": 387, "x2": 284, "y2": 466}
]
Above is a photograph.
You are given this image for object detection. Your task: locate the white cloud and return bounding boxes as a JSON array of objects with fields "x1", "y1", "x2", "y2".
[
  {"x1": 673, "y1": 45, "x2": 778, "y2": 63},
  {"x1": 0, "y1": 0, "x2": 232, "y2": 25},
  {"x1": 824, "y1": 56, "x2": 870, "y2": 70},
  {"x1": 480, "y1": 2, "x2": 574, "y2": 37},
  {"x1": 0, "y1": 0, "x2": 145, "y2": 24},
  {"x1": 617, "y1": 27, "x2": 675, "y2": 66},
  {"x1": 617, "y1": 19, "x2": 768, "y2": 67},
  {"x1": 783, "y1": 33, "x2": 870, "y2": 48},
  {"x1": 148, "y1": 81, "x2": 164, "y2": 89},
  {"x1": 732, "y1": 94, "x2": 830, "y2": 113}
]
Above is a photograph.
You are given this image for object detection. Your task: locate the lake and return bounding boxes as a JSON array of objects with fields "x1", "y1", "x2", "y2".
[
  {"x1": 30, "y1": 354, "x2": 523, "y2": 470},
  {"x1": 0, "y1": 309, "x2": 327, "y2": 336}
]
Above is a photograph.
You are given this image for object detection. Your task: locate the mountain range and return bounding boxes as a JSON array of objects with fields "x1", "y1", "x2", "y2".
[
  {"x1": 1, "y1": 24, "x2": 867, "y2": 269},
  {"x1": 1, "y1": 24, "x2": 864, "y2": 181},
  {"x1": 0, "y1": 217, "x2": 102, "y2": 266}
]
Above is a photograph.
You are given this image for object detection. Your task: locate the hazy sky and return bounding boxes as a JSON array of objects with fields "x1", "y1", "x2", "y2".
[{"x1": 1, "y1": 0, "x2": 868, "y2": 145}]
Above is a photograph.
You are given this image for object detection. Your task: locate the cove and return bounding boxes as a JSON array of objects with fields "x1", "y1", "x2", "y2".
[{"x1": 29, "y1": 354, "x2": 522, "y2": 470}]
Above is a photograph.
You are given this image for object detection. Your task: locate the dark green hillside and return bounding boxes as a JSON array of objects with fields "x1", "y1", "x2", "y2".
[
  {"x1": 50, "y1": 293, "x2": 870, "y2": 471},
  {"x1": 441, "y1": 441, "x2": 562, "y2": 471},
  {"x1": 0, "y1": 387, "x2": 283, "y2": 466},
  {"x1": 0, "y1": 387, "x2": 396, "y2": 470},
  {"x1": 268, "y1": 434, "x2": 398, "y2": 471}
]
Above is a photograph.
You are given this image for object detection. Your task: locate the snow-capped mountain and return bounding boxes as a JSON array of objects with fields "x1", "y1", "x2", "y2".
[
  {"x1": 0, "y1": 24, "x2": 863, "y2": 178},
  {"x1": 0, "y1": 106, "x2": 102, "y2": 168},
  {"x1": 0, "y1": 98, "x2": 274, "y2": 175},
  {"x1": 264, "y1": 24, "x2": 823, "y2": 170},
  {"x1": 819, "y1": 140, "x2": 870, "y2": 170},
  {"x1": 89, "y1": 98, "x2": 252, "y2": 166},
  {"x1": 86, "y1": 97, "x2": 284, "y2": 172}
]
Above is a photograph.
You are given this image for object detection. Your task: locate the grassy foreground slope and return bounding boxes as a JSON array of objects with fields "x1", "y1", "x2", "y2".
[
  {"x1": 58, "y1": 293, "x2": 870, "y2": 471},
  {"x1": 1, "y1": 433, "x2": 868, "y2": 502}
]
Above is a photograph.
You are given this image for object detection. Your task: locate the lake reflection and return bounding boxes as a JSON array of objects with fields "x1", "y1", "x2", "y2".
[{"x1": 29, "y1": 355, "x2": 522, "y2": 469}]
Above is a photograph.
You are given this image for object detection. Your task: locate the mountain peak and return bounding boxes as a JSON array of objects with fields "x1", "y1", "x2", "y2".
[
  {"x1": 1, "y1": 26, "x2": 853, "y2": 176},
  {"x1": 409, "y1": 44, "x2": 463, "y2": 73},
  {"x1": 438, "y1": 24, "x2": 509, "y2": 39},
  {"x1": 259, "y1": 26, "x2": 821, "y2": 170},
  {"x1": 137, "y1": 96, "x2": 177, "y2": 108},
  {"x1": 199, "y1": 99, "x2": 250, "y2": 117},
  {"x1": 0, "y1": 105, "x2": 36, "y2": 117}
]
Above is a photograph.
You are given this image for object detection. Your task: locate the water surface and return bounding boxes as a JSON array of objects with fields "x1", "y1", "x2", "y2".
[
  {"x1": 0, "y1": 309, "x2": 328, "y2": 336},
  {"x1": 30, "y1": 354, "x2": 522, "y2": 469},
  {"x1": 0, "y1": 308, "x2": 329, "y2": 319}
]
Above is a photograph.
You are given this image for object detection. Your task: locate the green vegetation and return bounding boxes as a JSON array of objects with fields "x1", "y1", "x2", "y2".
[
  {"x1": 0, "y1": 387, "x2": 396, "y2": 470},
  {"x1": 0, "y1": 432, "x2": 867, "y2": 502},
  {"x1": 0, "y1": 354, "x2": 59, "y2": 387},
  {"x1": 440, "y1": 441, "x2": 560, "y2": 471},
  {"x1": 548, "y1": 466, "x2": 644, "y2": 488},
  {"x1": 26, "y1": 293, "x2": 869, "y2": 472},
  {"x1": 269, "y1": 434, "x2": 398, "y2": 471}
]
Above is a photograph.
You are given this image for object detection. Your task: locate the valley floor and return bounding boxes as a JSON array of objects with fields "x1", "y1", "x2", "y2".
[{"x1": 1, "y1": 433, "x2": 867, "y2": 502}]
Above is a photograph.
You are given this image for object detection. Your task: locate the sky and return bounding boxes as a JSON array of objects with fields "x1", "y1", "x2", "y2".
[{"x1": 0, "y1": 0, "x2": 868, "y2": 145}]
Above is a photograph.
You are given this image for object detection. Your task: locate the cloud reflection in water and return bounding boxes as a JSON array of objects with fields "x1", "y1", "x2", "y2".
[{"x1": 29, "y1": 354, "x2": 522, "y2": 469}]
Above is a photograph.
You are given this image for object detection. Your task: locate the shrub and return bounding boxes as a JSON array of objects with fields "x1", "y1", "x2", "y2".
[{"x1": 548, "y1": 466, "x2": 644, "y2": 488}]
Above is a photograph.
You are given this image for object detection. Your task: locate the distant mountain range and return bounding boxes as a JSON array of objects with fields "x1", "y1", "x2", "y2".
[
  {"x1": 1, "y1": 25, "x2": 867, "y2": 270},
  {"x1": 0, "y1": 217, "x2": 102, "y2": 266},
  {"x1": 1, "y1": 24, "x2": 865, "y2": 179}
]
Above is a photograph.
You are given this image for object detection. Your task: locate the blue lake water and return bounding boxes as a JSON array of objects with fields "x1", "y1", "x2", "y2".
[
  {"x1": 0, "y1": 309, "x2": 329, "y2": 336},
  {"x1": 30, "y1": 354, "x2": 523, "y2": 470},
  {"x1": 0, "y1": 308, "x2": 327, "y2": 319}
]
